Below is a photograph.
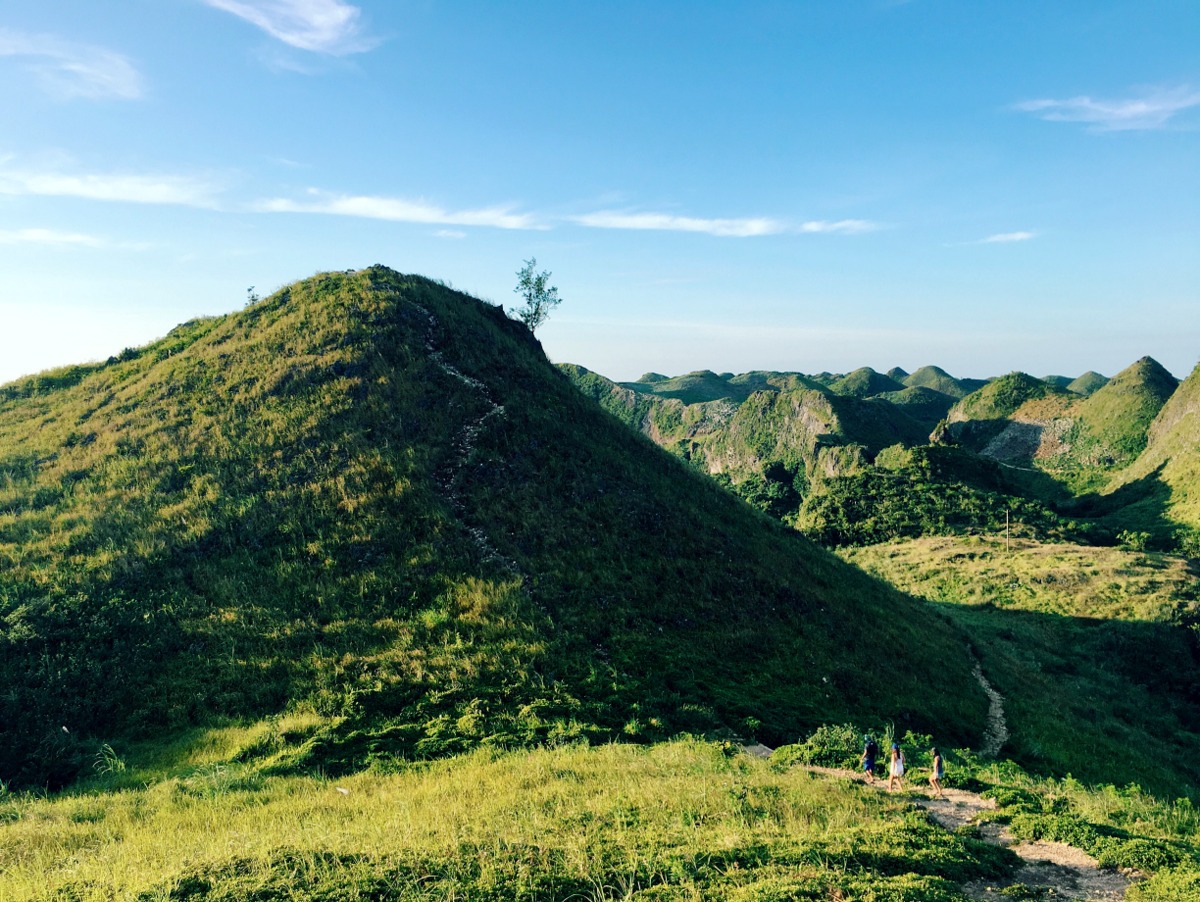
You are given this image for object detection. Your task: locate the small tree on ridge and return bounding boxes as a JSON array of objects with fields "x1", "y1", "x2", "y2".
[{"x1": 511, "y1": 257, "x2": 561, "y2": 333}]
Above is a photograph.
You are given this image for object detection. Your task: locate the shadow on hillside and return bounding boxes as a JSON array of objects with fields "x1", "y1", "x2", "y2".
[
  {"x1": 939, "y1": 598, "x2": 1200, "y2": 798},
  {"x1": 1060, "y1": 464, "x2": 1179, "y2": 543}
]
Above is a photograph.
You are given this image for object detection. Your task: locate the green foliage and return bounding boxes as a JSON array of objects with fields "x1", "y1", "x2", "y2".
[{"x1": 509, "y1": 257, "x2": 561, "y2": 332}]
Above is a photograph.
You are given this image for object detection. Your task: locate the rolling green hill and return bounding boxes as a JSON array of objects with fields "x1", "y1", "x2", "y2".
[
  {"x1": 828, "y1": 366, "x2": 906, "y2": 398},
  {"x1": 905, "y1": 365, "x2": 988, "y2": 399},
  {"x1": 1111, "y1": 360, "x2": 1200, "y2": 534},
  {"x1": 0, "y1": 267, "x2": 991, "y2": 789},
  {"x1": 1068, "y1": 370, "x2": 1110, "y2": 396}
]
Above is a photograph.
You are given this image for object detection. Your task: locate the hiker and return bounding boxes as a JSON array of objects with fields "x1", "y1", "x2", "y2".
[
  {"x1": 929, "y1": 747, "x2": 945, "y2": 798},
  {"x1": 887, "y1": 742, "x2": 905, "y2": 791},
  {"x1": 861, "y1": 735, "x2": 879, "y2": 783}
]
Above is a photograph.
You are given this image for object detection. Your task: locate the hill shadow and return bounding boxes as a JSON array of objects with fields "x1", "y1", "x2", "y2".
[{"x1": 934, "y1": 599, "x2": 1200, "y2": 799}]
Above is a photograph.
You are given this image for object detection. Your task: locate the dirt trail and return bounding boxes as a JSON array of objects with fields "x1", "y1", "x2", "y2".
[
  {"x1": 414, "y1": 302, "x2": 519, "y2": 576},
  {"x1": 749, "y1": 753, "x2": 1135, "y2": 901}
]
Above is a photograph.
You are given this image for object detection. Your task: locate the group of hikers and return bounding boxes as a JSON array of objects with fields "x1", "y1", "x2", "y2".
[{"x1": 859, "y1": 735, "x2": 944, "y2": 798}]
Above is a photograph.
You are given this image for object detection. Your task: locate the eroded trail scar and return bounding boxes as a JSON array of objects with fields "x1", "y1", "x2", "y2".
[
  {"x1": 414, "y1": 303, "x2": 519, "y2": 575},
  {"x1": 971, "y1": 658, "x2": 1009, "y2": 759}
]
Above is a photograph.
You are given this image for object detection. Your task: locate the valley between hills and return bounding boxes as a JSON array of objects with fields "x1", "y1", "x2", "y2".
[{"x1": 0, "y1": 267, "x2": 1197, "y2": 900}]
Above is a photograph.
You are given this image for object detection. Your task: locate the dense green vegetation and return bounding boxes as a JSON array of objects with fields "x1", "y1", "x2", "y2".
[{"x1": 0, "y1": 267, "x2": 990, "y2": 791}]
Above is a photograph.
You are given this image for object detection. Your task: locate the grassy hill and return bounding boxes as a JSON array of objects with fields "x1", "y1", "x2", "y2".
[
  {"x1": 1068, "y1": 370, "x2": 1110, "y2": 396},
  {"x1": 905, "y1": 365, "x2": 988, "y2": 399},
  {"x1": 0, "y1": 267, "x2": 991, "y2": 790},
  {"x1": 829, "y1": 366, "x2": 906, "y2": 398},
  {"x1": 843, "y1": 537, "x2": 1200, "y2": 797},
  {"x1": 1110, "y1": 360, "x2": 1200, "y2": 536},
  {"x1": 1059, "y1": 357, "x2": 1178, "y2": 477}
]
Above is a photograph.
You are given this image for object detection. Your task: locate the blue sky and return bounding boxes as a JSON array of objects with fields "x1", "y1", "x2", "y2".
[{"x1": 1, "y1": 0, "x2": 1197, "y2": 385}]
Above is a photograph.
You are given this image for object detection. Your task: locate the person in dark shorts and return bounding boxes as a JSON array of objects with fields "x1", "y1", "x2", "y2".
[{"x1": 861, "y1": 735, "x2": 879, "y2": 783}]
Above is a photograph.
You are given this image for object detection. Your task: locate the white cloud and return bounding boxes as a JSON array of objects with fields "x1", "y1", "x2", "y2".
[
  {"x1": 0, "y1": 28, "x2": 143, "y2": 100},
  {"x1": 573, "y1": 210, "x2": 879, "y2": 237},
  {"x1": 0, "y1": 161, "x2": 223, "y2": 207},
  {"x1": 798, "y1": 219, "x2": 880, "y2": 234},
  {"x1": 435, "y1": 229, "x2": 467, "y2": 240},
  {"x1": 1014, "y1": 86, "x2": 1200, "y2": 131},
  {"x1": 982, "y1": 231, "x2": 1036, "y2": 243},
  {"x1": 257, "y1": 190, "x2": 540, "y2": 229},
  {"x1": 200, "y1": 0, "x2": 377, "y2": 54},
  {"x1": 573, "y1": 210, "x2": 785, "y2": 237},
  {"x1": 0, "y1": 227, "x2": 104, "y2": 247}
]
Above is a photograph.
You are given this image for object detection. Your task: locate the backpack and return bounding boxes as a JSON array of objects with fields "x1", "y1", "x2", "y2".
[{"x1": 866, "y1": 740, "x2": 879, "y2": 758}]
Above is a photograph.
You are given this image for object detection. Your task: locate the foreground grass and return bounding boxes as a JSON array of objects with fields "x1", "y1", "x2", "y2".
[{"x1": 0, "y1": 738, "x2": 1016, "y2": 901}]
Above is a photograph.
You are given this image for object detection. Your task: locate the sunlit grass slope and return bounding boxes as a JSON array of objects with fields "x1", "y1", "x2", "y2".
[
  {"x1": 843, "y1": 536, "x2": 1200, "y2": 796},
  {"x1": 0, "y1": 267, "x2": 986, "y2": 789},
  {"x1": 1116, "y1": 360, "x2": 1200, "y2": 532},
  {"x1": 0, "y1": 739, "x2": 1021, "y2": 902}
]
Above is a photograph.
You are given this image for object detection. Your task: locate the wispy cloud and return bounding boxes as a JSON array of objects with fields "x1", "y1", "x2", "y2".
[
  {"x1": 982, "y1": 231, "x2": 1036, "y2": 243},
  {"x1": 0, "y1": 228, "x2": 103, "y2": 247},
  {"x1": 573, "y1": 210, "x2": 879, "y2": 237},
  {"x1": 798, "y1": 219, "x2": 880, "y2": 234},
  {"x1": 573, "y1": 210, "x2": 785, "y2": 237},
  {"x1": 257, "y1": 190, "x2": 540, "y2": 229},
  {"x1": 200, "y1": 0, "x2": 378, "y2": 54},
  {"x1": 0, "y1": 160, "x2": 223, "y2": 207},
  {"x1": 1014, "y1": 86, "x2": 1200, "y2": 131},
  {"x1": 0, "y1": 227, "x2": 147, "y2": 250},
  {"x1": 0, "y1": 28, "x2": 143, "y2": 100}
]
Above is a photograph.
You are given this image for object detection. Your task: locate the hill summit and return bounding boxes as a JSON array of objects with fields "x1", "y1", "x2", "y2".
[{"x1": 0, "y1": 267, "x2": 985, "y2": 787}]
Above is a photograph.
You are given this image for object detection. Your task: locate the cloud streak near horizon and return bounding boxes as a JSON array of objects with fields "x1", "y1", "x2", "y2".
[
  {"x1": 573, "y1": 210, "x2": 878, "y2": 237},
  {"x1": 982, "y1": 231, "x2": 1036, "y2": 243},
  {"x1": 0, "y1": 161, "x2": 223, "y2": 207},
  {"x1": 257, "y1": 191, "x2": 540, "y2": 229},
  {"x1": 1015, "y1": 86, "x2": 1200, "y2": 131},
  {"x1": 0, "y1": 28, "x2": 143, "y2": 99},
  {"x1": 200, "y1": 0, "x2": 377, "y2": 55}
]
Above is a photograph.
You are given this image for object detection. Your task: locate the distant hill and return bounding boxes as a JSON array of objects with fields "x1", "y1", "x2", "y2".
[
  {"x1": 905, "y1": 365, "x2": 988, "y2": 399},
  {"x1": 1068, "y1": 371, "x2": 1109, "y2": 396},
  {"x1": 0, "y1": 268, "x2": 987, "y2": 788},
  {"x1": 1111, "y1": 360, "x2": 1200, "y2": 533},
  {"x1": 828, "y1": 367, "x2": 906, "y2": 398},
  {"x1": 931, "y1": 360, "x2": 1178, "y2": 496},
  {"x1": 936, "y1": 372, "x2": 1073, "y2": 452}
]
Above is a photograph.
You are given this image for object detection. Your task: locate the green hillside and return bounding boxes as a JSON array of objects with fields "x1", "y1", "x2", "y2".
[
  {"x1": 1061, "y1": 356, "x2": 1178, "y2": 475},
  {"x1": 0, "y1": 268, "x2": 989, "y2": 789},
  {"x1": 1112, "y1": 360, "x2": 1200, "y2": 534},
  {"x1": 843, "y1": 537, "x2": 1200, "y2": 797},
  {"x1": 562, "y1": 366, "x2": 930, "y2": 521},
  {"x1": 828, "y1": 366, "x2": 906, "y2": 398},
  {"x1": 905, "y1": 365, "x2": 987, "y2": 399},
  {"x1": 1068, "y1": 370, "x2": 1109, "y2": 395},
  {"x1": 936, "y1": 372, "x2": 1072, "y2": 452},
  {"x1": 875, "y1": 385, "x2": 958, "y2": 431}
]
